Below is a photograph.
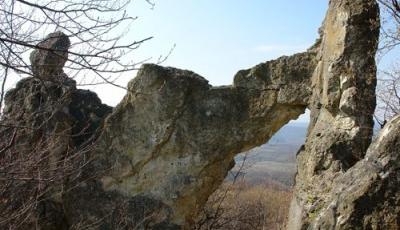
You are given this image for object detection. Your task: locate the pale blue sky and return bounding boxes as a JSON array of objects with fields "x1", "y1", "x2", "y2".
[
  {"x1": 127, "y1": 0, "x2": 328, "y2": 86},
  {"x1": 93, "y1": 1, "x2": 329, "y2": 123},
  {"x1": 92, "y1": 1, "x2": 328, "y2": 117},
  {"x1": 82, "y1": 1, "x2": 398, "y2": 123},
  {"x1": 2, "y1": 1, "x2": 398, "y2": 124}
]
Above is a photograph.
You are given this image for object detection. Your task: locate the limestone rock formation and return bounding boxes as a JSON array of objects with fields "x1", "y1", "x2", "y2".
[
  {"x1": 1, "y1": 0, "x2": 400, "y2": 229},
  {"x1": 314, "y1": 115, "x2": 400, "y2": 229},
  {"x1": 288, "y1": 0, "x2": 382, "y2": 229},
  {"x1": 85, "y1": 51, "x2": 316, "y2": 226},
  {"x1": 0, "y1": 32, "x2": 112, "y2": 229},
  {"x1": 1, "y1": 30, "x2": 317, "y2": 228},
  {"x1": 30, "y1": 31, "x2": 71, "y2": 82}
]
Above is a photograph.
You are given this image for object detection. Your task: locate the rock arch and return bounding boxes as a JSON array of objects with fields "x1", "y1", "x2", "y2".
[{"x1": 3, "y1": 0, "x2": 399, "y2": 229}]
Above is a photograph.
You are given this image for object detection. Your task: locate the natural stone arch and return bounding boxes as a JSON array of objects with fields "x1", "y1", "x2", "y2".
[
  {"x1": 78, "y1": 0, "x2": 380, "y2": 228},
  {"x1": 3, "y1": 0, "x2": 397, "y2": 229},
  {"x1": 89, "y1": 51, "x2": 316, "y2": 226}
]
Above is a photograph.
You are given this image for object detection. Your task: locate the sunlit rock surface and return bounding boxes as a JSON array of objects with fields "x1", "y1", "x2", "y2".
[
  {"x1": 288, "y1": 0, "x2": 381, "y2": 229},
  {"x1": 85, "y1": 51, "x2": 316, "y2": 226}
]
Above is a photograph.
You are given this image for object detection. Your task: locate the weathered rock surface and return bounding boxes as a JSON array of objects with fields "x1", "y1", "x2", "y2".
[
  {"x1": 29, "y1": 31, "x2": 71, "y2": 82},
  {"x1": 1, "y1": 30, "x2": 317, "y2": 229},
  {"x1": 0, "y1": 33, "x2": 112, "y2": 228},
  {"x1": 314, "y1": 115, "x2": 400, "y2": 229},
  {"x1": 85, "y1": 51, "x2": 316, "y2": 227},
  {"x1": 1, "y1": 0, "x2": 400, "y2": 229},
  {"x1": 288, "y1": 0, "x2": 382, "y2": 229}
]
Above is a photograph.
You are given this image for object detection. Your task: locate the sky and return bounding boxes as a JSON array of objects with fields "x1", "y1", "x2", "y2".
[
  {"x1": 127, "y1": 0, "x2": 328, "y2": 87},
  {"x1": 84, "y1": 0, "x2": 329, "y2": 123},
  {"x1": 2, "y1": 1, "x2": 399, "y2": 123}
]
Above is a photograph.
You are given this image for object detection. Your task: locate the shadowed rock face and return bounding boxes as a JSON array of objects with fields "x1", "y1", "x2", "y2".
[
  {"x1": 2, "y1": 0, "x2": 399, "y2": 229},
  {"x1": 30, "y1": 32, "x2": 71, "y2": 82},
  {"x1": 0, "y1": 63, "x2": 112, "y2": 229}
]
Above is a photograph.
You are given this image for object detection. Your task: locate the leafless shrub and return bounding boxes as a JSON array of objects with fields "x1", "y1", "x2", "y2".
[
  {"x1": 0, "y1": 0, "x2": 160, "y2": 112},
  {"x1": 378, "y1": 0, "x2": 400, "y2": 54},
  {"x1": 194, "y1": 153, "x2": 292, "y2": 230},
  {"x1": 0, "y1": 0, "x2": 161, "y2": 228},
  {"x1": 376, "y1": 67, "x2": 400, "y2": 127},
  {"x1": 194, "y1": 181, "x2": 292, "y2": 230}
]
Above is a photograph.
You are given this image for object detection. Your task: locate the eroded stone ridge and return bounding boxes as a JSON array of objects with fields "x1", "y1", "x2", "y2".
[{"x1": 1, "y1": 0, "x2": 400, "y2": 229}]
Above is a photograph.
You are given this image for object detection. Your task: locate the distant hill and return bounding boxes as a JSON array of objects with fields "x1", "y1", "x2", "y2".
[{"x1": 231, "y1": 122, "x2": 308, "y2": 187}]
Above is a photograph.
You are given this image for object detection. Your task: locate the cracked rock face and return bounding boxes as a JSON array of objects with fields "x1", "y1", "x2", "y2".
[
  {"x1": 288, "y1": 0, "x2": 382, "y2": 229},
  {"x1": 78, "y1": 51, "x2": 317, "y2": 227},
  {"x1": 313, "y1": 115, "x2": 400, "y2": 229},
  {"x1": 2, "y1": 1, "x2": 400, "y2": 229}
]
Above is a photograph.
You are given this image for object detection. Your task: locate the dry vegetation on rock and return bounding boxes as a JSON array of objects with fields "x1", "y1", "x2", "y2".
[{"x1": 195, "y1": 181, "x2": 292, "y2": 230}]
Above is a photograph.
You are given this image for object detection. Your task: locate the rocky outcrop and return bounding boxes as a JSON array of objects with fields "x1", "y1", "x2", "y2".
[
  {"x1": 30, "y1": 31, "x2": 71, "y2": 82},
  {"x1": 313, "y1": 114, "x2": 400, "y2": 229},
  {"x1": 0, "y1": 34, "x2": 112, "y2": 229},
  {"x1": 83, "y1": 51, "x2": 316, "y2": 227},
  {"x1": 1, "y1": 30, "x2": 317, "y2": 228},
  {"x1": 288, "y1": 0, "x2": 381, "y2": 229},
  {"x1": 1, "y1": 0, "x2": 399, "y2": 229}
]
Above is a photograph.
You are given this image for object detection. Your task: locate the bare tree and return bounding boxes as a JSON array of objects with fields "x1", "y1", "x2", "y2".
[
  {"x1": 378, "y1": 0, "x2": 400, "y2": 53},
  {"x1": 376, "y1": 0, "x2": 400, "y2": 127},
  {"x1": 194, "y1": 152, "x2": 292, "y2": 230},
  {"x1": 0, "y1": 0, "x2": 164, "y2": 229},
  {"x1": 0, "y1": 0, "x2": 157, "y2": 111},
  {"x1": 376, "y1": 67, "x2": 400, "y2": 127}
]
